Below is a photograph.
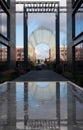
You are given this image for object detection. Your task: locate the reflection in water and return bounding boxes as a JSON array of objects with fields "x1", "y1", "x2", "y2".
[
  {"x1": 36, "y1": 82, "x2": 49, "y2": 87},
  {"x1": 0, "y1": 81, "x2": 83, "y2": 130},
  {"x1": 28, "y1": 82, "x2": 56, "y2": 120},
  {"x1": 28, "y1": 82, "x2": 56, "y2": 102}
]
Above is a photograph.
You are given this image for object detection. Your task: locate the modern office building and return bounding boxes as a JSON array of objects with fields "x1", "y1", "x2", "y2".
[
  {"x1": 67, "y1": 0, "x2": 83, "y2": 72},
  {"x1": 16, "y1": 48, "x2": 24, "y2": 61},
  {"x1": 0, "y1": 0, "x2": 16, "y2": 70},
  {"x1": 49, "y1": 46, "x2": 67, "y2": 62}
]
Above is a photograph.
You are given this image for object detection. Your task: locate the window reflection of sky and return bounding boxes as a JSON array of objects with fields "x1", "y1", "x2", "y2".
[
  {"x1": 75, "y1": 4, "x2": 83, "y2": 37},
  {"x1": 36, "y1": 82, "x2": 49, "y2": 88},
  {"x1": 60, "y1": 82, "x2": 67, "y2": 97},
  {"x1": 16, "y1": 82, "x2": 24, "y2": 119}
]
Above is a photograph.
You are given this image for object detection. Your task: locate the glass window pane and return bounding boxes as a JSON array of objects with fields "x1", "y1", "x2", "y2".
[
  {"x1": 75, "y1": 4, "x2": 83, "y2": 37},
  {"x1": 75, "y1": 43, "x2": 83, "y2": 61},
  {"x1": 0, "y1": 6, "x2": 7, "y2": 38}
]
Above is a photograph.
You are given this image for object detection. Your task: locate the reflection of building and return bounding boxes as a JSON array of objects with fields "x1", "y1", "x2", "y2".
[
  {"x1": 0, "y1": 47, "x2": 7, "y2": 61},
  {"x1": 67, "y1": 0, "x2": 83, "y2": 72},
  {"x1": 28, "y1": 82, "x2": 56, "y2": 102},
  {"x1": 0, "y1": 0, "x2": 16, "y2": 70},
  {"x1": 75, "y1": 46, "x2": 83, "y2": 61}
]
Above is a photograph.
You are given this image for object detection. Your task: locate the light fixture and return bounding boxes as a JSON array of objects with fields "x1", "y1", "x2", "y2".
[
  {"x1": 31, "y1": 4, "x2": 33, "y2": 7},
  {"x1": 40, "y1": 3, "x2": 42, "y2": 7},
  {"x1": 46, "y1": 3, "x2": 48, "y2": 7},
  {"x1": 37, "y1": 3, "x2": 39, "y2": 7}
]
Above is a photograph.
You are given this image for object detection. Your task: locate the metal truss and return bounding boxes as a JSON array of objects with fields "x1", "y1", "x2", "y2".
[{"x1": 15, "y1": 1, "x2": 67, "y2": 13}]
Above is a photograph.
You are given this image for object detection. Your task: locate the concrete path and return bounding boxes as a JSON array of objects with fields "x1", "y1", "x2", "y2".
[{"x1": 14, "y1": 70, "x2": 68, "y2": 81}]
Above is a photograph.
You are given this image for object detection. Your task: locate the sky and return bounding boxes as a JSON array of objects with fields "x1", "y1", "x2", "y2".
[
  {"x1": 16, "y1": 0, "x2": 67, "y2": 59},
  {"x1": 35, "y1": 43, "x2": 49, "y2": 59}
]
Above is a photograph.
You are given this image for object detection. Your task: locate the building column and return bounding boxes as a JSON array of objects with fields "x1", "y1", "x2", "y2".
[
  {"x1": 67, "y1": 0, "x2": 73, "y2": 69},
  {"x1": 67, "y1": 84, "x2": 76, "y2": 130},
  {"x1": 9, "y1": 0, "x2": 16, "y2": 69},
  {"x1": 24, "y1": 82, "x2": 28, "y2": 128},
  {"x1": 24, "y1": 5, "x2": 28, "y2": 69},
  {"x1": 7, "y1": 83, "x2": 16, "y2": 130},
  {"x1": 56, "y1": 3, "x2": 60, "y2": 65},
  {"x1": 56, "y1": 82, "x2": 60, "y2": 129}
]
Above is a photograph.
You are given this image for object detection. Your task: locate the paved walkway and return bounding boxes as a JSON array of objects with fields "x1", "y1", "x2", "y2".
[{"x1": 14, "y1": 70, "x2": 68, "y2": 81}]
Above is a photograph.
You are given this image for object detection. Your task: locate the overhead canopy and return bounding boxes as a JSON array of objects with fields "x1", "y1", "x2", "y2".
[{"x1": 28, "y1": 28, "x2": 55, "y2": 48}]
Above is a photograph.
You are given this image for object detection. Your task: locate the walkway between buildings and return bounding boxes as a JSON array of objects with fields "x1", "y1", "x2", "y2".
[{"x1": 14, "y1": 70, "x2": 68, "y2": 81}]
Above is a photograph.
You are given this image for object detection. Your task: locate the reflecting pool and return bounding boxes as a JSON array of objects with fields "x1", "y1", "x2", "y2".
[{"x1": 0, "y1": 81, "x2": 83, "y2": 130}]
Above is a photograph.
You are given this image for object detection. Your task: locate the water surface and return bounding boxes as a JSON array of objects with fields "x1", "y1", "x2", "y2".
[{"x1": 0, "y1": 81, "x2": 83, "y2": 130}]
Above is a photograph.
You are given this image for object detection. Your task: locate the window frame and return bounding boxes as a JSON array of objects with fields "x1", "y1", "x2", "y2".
[
  {"x1": 72, "y1": 1, "x2": 83, "y2": 39},
  {"x1": 0, "y1": 4, "x2": 10, "y2": 40}
]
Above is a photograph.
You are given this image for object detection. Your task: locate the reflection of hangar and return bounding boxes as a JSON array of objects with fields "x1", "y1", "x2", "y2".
[
  {"x1": 28, "y1": 82, "x2": 56, "y2": 102},
  {"x1": 28, "y1": 28, "x2": 56, "y2": 61}
]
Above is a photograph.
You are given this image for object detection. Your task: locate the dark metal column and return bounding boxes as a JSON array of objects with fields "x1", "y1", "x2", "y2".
[
  {"x1": 67, "y1": 84, "x2": 76, "y2": 130},
  {"x1": 72, "y1": 46, "x2": 75, "y2": 73},
  {"x1": 56, "y1": 82, "x2": 60, "y2": 129},
  {"x1": 7, "y1": 83, "x2": 16, "y2": 130},
  {"x1": 24, "y1": 82, "x2": 28, "y2": 128},
  {"x1": 24, "y1": 5, "x2": 28, "y2": 69},
  {"x1": 7, "y1": 46, "x2": 10, "y2": 69},
  {"x1": 56, "y1": 3, "x2": 60, "y2": 64}
]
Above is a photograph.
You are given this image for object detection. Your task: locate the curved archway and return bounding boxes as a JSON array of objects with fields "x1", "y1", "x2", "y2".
[
  {"x1": 28, "y1": 27, "x2": 55, "y2": 47},
  {"x1": 28, "y1": 28, "x2": 56, "y2": 62},
  {"x1": 28, "y1": 82, "x2": 56, "y2": 102}
]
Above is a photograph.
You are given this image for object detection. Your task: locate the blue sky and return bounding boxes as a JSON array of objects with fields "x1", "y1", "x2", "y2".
[{"x1": 35, "y1": 43, "x2": 49, "y2": 59}]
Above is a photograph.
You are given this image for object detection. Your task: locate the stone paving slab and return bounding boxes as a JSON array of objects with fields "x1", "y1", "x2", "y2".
[{"x1": 14, "y1": 70, "x2": 68, "y2": 81}]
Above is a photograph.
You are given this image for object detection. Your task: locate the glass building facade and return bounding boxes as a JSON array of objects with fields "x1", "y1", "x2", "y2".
[
  {"x1": 0, "y1": 0, "x2": 16, "y2": 70},
  {"x1": 73, "y1": 0, "x2": 83, "y2": 72},
  {"x1": 75, "y1": 43, "x2": 83, "y2": 61},
  {"x1": 67, "y1": 0, "x2": 83, "y2": 72}
]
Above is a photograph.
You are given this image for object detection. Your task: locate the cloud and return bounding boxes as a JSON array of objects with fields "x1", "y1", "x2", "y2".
[
  {"x1": 35, "y1": 49, "x2": 40, "y2": 55},
  {"x1": 35, "y1": 44, "x2": 49, "y2": 58},
  {"x1": 43, "y1": 46, "x2": 49, "y2": 52}
]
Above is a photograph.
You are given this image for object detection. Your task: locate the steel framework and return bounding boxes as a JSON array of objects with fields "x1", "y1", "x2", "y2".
[{"x1": 16, "y1": 1, "x2": 61, "y2": 68}]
